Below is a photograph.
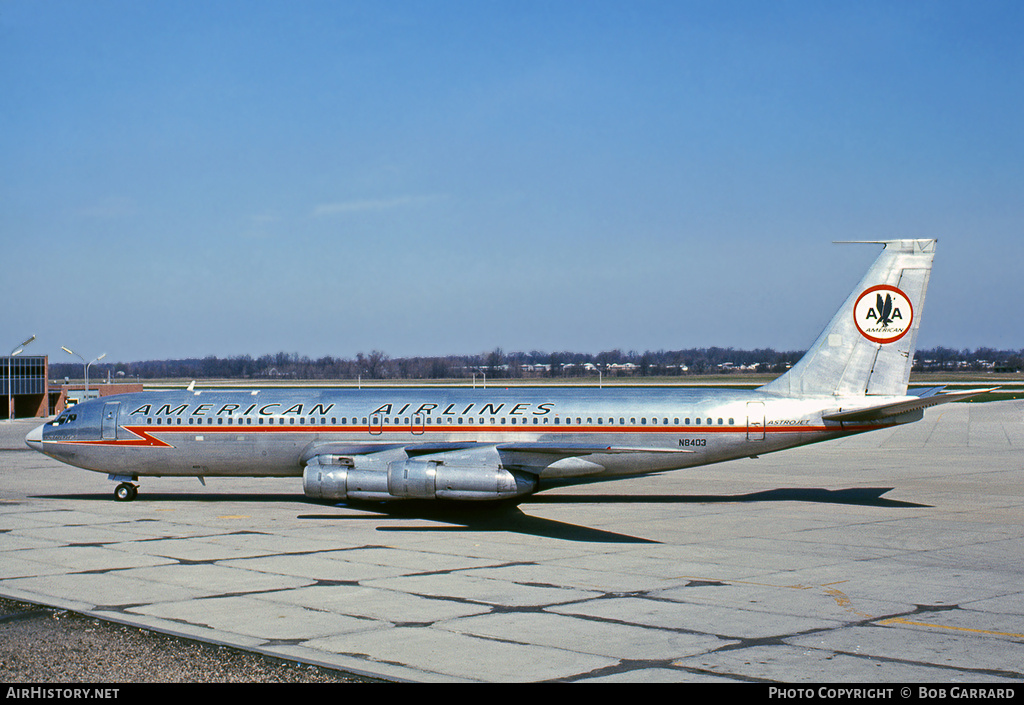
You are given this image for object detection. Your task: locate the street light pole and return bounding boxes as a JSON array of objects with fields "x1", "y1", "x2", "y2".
[
  {"x1": 8, "y1": 335, "x2": 35, "y2": 421},
  {"x1": 62, "y1": 347, "x2": 106, "y2": 403}
]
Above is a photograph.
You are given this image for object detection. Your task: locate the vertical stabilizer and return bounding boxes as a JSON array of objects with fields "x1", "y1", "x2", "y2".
[{"x1": 759, "y1": 239, "x2": 936, "y2": 398}]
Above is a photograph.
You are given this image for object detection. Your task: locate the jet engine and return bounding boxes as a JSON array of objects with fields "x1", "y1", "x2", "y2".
[
  {"x1": 387, "y1": 458, "x2": 536, "y2": 500},
  {"x1": 302, "y1": 454, "x2": 536, "y2": 501},
  {"x1": 302, "y1": 455, "x2": 392, "y2": 502}
]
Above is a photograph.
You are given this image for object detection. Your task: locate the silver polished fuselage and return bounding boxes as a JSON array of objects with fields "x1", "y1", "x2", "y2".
[
  {"x1": 27, "y1": 240, "x2": 945, "y2": 502},
  {"x1": 30, "y1": 385, "x2": 917, "y2": 482}
]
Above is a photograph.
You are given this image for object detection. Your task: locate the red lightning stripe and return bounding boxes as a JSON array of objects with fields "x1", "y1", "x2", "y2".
[{"x1": 61, "y1": 426, "x2": 175, "y2": 448}]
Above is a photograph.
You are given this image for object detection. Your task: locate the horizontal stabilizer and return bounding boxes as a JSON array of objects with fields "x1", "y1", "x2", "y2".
[{"x1": 822, "y1": 388, "x2": 994, "y2": 423}]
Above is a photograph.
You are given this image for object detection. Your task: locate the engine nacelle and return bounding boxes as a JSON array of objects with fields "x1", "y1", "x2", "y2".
[
  {"x1": 387, "y1": 459, "x2": 536, "y2": 501},
  {"x1": 302, "y1": 454, "x2": 537, "y2": 501},
  {"x1": 302, "y1": 456, "x2": 392, "y2": 501}
]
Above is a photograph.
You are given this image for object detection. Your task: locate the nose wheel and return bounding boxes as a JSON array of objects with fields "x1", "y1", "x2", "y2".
[{"x1": 114, "y1": 482, "x2": 138, "y2": 502}]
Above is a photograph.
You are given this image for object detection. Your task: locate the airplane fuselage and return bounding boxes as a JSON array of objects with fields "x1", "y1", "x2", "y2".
[
  {"x1": 26, "y1": 239, "x2": 947, "y2": 503},
  {"x1": 32, "y1": 385, "x2": 918, "y2": 483}
]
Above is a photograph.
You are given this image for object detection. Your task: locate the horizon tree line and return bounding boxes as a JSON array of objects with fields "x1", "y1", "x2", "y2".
[{"x1": 46, "y1": 346, "x2": 1024, "y2": 382}]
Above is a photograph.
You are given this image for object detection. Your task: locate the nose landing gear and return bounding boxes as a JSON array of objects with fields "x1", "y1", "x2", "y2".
[
  {"x1": 114, "y1": 482, "x2": 138, "y2": 501},
  {"x1": 108, "y1": 474, "x2": 139, "y2": 502}
]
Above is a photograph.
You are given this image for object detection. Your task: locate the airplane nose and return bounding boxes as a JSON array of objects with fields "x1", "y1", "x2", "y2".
[{"x1": 25, "y1": 424, "x2": 44, "y2": 451}]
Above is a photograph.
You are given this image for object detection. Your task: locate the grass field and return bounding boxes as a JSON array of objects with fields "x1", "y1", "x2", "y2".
[{"x1": 136, "y1": 371, "x2": 1024, "y2": 401}]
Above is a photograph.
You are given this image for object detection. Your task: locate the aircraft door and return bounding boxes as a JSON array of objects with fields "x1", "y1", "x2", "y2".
[
  {"x1": 102, "y1": 402, "x2": 120, "y2": 440},
  {"x1": 411, "y1": 413, "x2": 425, "y2": 435},
  {"x1": 369, "y1": 414, "x2": 383, "y2": 435},
  {"x1": 746, "y1": 401, "x2": 765, "y2": 441}
]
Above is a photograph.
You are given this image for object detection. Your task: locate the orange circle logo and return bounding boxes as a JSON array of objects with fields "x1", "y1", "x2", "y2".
[{"x1": 853, "y1": 285, "x2": 913, "y2": 344}]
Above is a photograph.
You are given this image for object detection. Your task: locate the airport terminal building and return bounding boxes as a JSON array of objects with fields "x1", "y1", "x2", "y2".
[
  {"x1": 2, "y1": 356, "x2": 142, "y2": 419},
  {"x1": 2, "y1": 355, "x2": 48, "y2": 419}
]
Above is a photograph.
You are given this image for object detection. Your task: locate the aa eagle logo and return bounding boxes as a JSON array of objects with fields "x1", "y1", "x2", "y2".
[{"x1": 853, "y1": 285, "x2": 913, "y2": 344}]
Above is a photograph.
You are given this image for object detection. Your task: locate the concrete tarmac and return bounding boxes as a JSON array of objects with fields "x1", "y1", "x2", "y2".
[{"x1": 1, "y1": 401, "x2": 1023, "y2": 683}]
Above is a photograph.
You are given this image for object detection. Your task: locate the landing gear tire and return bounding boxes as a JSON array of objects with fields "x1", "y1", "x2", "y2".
[{"x1": 114, "y1": 483, "x2": 138, "y2": 502}]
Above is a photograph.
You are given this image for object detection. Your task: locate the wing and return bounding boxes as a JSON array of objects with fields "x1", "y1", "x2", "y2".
[
  {"x1": 302, "y1": 440, "x2": 693, "y2": 468},
  {"x1": 301, "y1": 440, "x2": 694, "y2": 487},
  {"x1": 300, "y1": 440, "x2": 693, "y2": 501}
]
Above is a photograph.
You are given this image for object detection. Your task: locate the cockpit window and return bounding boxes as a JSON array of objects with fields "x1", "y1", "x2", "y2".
[{"x1": 51, "y1": 413, "x2": 77, "y2": 426}]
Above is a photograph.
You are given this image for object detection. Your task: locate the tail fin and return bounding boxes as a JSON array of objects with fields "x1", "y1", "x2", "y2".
[{"x1": 759, "y1": 239, "x2": 936, "y2": 398}]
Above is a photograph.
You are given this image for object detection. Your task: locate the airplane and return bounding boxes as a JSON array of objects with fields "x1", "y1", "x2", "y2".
[{"x1": 26, "y1": 239, "x2": 984, "y2": 503}]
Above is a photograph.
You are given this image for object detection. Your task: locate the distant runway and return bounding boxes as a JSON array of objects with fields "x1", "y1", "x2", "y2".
[{"x1": 2, "y1": 401, "x2": 1023, "y2": 682}]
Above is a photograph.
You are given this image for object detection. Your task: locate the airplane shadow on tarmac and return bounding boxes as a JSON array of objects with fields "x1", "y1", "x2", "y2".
[
  {"x1": 36, "y1": 487, "x2": 928, "y2": 545},
  {"x1": 310, "y1": 501, "x2": 661, "y2": 544},
  {"x1": 296, "y1": 487, "x2": 929, "y2": 544}
]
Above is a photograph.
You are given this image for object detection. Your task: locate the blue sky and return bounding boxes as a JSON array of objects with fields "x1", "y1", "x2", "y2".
[{"x1": 2, "y1": 0, "x2": 1022, "y2": 363}]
